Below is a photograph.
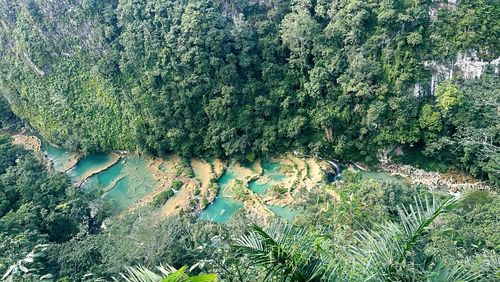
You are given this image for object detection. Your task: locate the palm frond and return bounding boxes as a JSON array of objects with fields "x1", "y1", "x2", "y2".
[
  {"x1": 119, "y1": 265, "x2": 217, "y2": 282},
  {"x1": 349, "y1": 196, "x2": 458, "y2": 281},
  {"x1": 121, "y1": 266, "x2": 164, "y2": 282},
  {"x1": 232, "y1": 221, "x2": 324, "y2": 281},
  {"x1": 397, "y1": 196, "x2": 457, "y2": 261},
  {"x1": 426, "y1": 260, "x2": 479, "y2": 282}
]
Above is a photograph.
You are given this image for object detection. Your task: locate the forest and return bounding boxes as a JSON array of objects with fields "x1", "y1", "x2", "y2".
[
  {"x1": 0, "y1": 0, "x2": 499, "y2": 281},
  {"x1": 0, "y1": 0, "x2": 498, "y2": 183},
  {"x1": 0, "y1": 134, "x2": 498, "y2": 281}
]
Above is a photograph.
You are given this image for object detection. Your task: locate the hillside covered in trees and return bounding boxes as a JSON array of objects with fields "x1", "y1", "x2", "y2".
[
  {"x1": 0, "y1": 0, "x2": 499, "y2": 281},
  {"x1": 0, "y1": 0, "x2": 498, "y2": 184}
]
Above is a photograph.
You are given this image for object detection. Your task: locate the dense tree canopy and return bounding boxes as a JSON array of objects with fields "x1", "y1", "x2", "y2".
[
  {"x1": 0, "y1": 0, "x2": 498, "y2": 182},
  {"x1": 0, "y1": 136, "x2": 101, "y2": 276},
  {"x1": 0, "y1": 1, "x2": 498, "y2": 280}
]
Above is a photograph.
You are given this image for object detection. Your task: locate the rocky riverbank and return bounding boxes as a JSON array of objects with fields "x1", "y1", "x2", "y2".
[{"x1": 380, "y1": 163, "x2": 495, "y2": 192}]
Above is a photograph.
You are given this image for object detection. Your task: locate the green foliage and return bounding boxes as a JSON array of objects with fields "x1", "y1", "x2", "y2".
[
  {"x1": 0, "y1": 137, "x2": 96, "y2": 276},
  {"x1": 0, "y1": 0, "x2": 496, "y2": 177},
  {"x1": 47, "y1": 213, "x2": 227, "y2": 281},
  {"x1": 268, "y1": 184, "x2": 288, "y2": 199},
  {"x1": 419, "y1": 104, "x2": 442, "y2": 133},
  {"x1": 426, "y1": 190, "x2": 500, "y2": 279},
  {"x1": 430, "y1": 0, "x2": 500, "y2": 60},
  {"x1": 435, "y1": 81, "x2": 464, "y2": 114},
  {"x1": 233, "y1": 222, "x2": 324, "y2": 281},
  {"x1": 119, "y1": 265, "x2": 218, "y2": 282},
  {"x1": 422, "y1": 73, "x2": 499, "y2": 184},
  {"x1": 233, "y1": 196, "x2": 476, "y2": 282},
  {"x1": 37, "y1": 173, "x2": 497, "y2": 281},
  {"x1": 228, "y1": 180, "x2": 249, "y2": 201},
  {"x1": 0, "y1": 135, "x2": 22, "y2": 174},
  {"x1": 152, "y1": 180, "x2": 183, "y2": 207},
  {"x1": 0, "y1": 96, "x2": 19, "y2": 130},
  {"x1": 152, "y1": 190, "x2": 175, "y2": 208},
  {"x1": 176, "y1": 161, "x2": 195, "y2": 178},
  {"x1": 2, "y1": 244, "x2": 52, "y2": 282},
  {"x1": 172, "y1": 180, "x2": 184, "y2": 191}
]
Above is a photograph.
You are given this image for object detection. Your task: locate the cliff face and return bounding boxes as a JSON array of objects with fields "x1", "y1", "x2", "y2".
[{"x1": 426, "y1": 53, "x2": 500, "y2": 95}]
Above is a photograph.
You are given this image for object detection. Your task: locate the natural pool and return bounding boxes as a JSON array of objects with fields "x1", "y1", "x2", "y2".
[
  {"x1": 67, "y1": 154, "x2": 114, "y2": 181},
  {"x1": 199, "y1": 168, "x2": 244, "y2": 223},
  {"x1": 40, "y1": 140, "x2": 75, "y2": 172},
  {"x1": 200, "y1": 160, "x2": 292, "y2": 223},
  {"x1": 262, "y1": 160, "x2": 286, "y2": 182},
  {"x1": 82, "y1": 156, "x2": 157, "y2": 212},
  {"x1": 248, "y1": 160, "x2": 286, "y2": 194},
  {"x1": 248, "y1": 180, "x2": 271, "y2": 194},
  {"x1": 39, "y1": 138, "x2": 158, "y2": 213}
]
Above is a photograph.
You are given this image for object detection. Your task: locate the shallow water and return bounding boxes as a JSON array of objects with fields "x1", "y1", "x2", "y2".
[
  {"x1": 248, "y1": 180, "x2": 272, "y2": 194},
  {"x1": 200, "y1": 160, "x2": 291, "y2": 223},
  {"x1": 67, "y1": 154, "x2": 112, "y2": 181},
  {"x1": 198, "y1": 197, "x2": 244, "y2": 223},
  {"x1": 40, "y1": 138, "x2": 158, "y2": 212},
  {"x1": 261, "y1": 160, "x2": 280, "y2": 173},
  {"x1": 83, "y1": 156, "x2": 157, "y2": 213},
  {"x1": 199, "y1": 168, "x2": 244, "y2": 223},
  {"x1": 267, "y1": 205, "x2": 298, "y2": 221},
  {"x1": 41, "y1": 141, "x2": 75, "y2": 171},
  {"x1": 360, "y1": 171, "x2": 410, "y2": 185},
  {"x1": 248, "y1": 160, "x2": 286, "y2": 194}
]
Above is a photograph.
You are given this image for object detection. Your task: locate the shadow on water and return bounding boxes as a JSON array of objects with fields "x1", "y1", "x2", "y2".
[{"x1": 40, "y1": 140, "x2": 75, "y2": 171}]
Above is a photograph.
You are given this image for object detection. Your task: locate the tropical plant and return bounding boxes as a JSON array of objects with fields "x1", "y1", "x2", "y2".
[
  {"x1": 2, "y1": 244, "x2": 53, "y2": 282},
  {"x1": 233, "y1": 222, "x2": 325, "y2": 282},
  {"x1": 347, "y1": 196, "x2": 477, "y2": 281},
  {"x1": 233, "y1": 196, "x2": 478, "y2": 281},
  {"x1": 116, "y1": 264, "x2": 218, "y2": 282}
]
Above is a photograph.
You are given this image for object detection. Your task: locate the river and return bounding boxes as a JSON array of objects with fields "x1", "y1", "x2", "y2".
[{"x1": 6, "y1": 130, "x2": 413, "y2": 223}]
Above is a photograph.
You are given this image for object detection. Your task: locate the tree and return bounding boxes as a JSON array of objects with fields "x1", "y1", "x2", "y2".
[{"x1": 232, "y1": 196, "x2": 476, "y2": 281}]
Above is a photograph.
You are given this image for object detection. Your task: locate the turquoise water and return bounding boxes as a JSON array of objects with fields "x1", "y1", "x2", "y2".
[
  {"x1": 85, "y1": 160, "x2": 125, "y2": 191},
  {"x1": 82, "y1": 156, "x2": 158, "y2": 213},
  {"x1": 247, "y1": 160, "x2": 286, "y2": 194},
  {"x1": 269, "y1": 173, "x2": 286, "y2": 182},
  {"x1": 218, "y1": 169, "x2": 238, "y2": 196},
  {"x1": 199, "y1": 168, "x2": 244, "y2": 223},
  {"x1": 267, "y1": 205, "x2": 298, "y2": 221},
  {"x1": 102, "y1": 177, "x2": 135, "y2": 209},
  {"x1": 200, "y1": 160, "x2": 290, "y2": 223},
  {"x1": 41, "y1": 141, "x2": 74, "y2": 171},
  {"x1": 360, "y1": 171, "x2": 410, "y2": 185},
  {"x1": 67, "y1": 154, "x2": 112, "y2": 181},
  {"x1": 248, "y1": 180, "x2": 272, "y2": 194},
  {"x1": 262, "y1": 160, "x2": 280, "y2": 172},
  {"x1": 38, "y1": 135, "x2": 158, "y2": 213},
  {"x1": 199, "y1": 197, "x2": 244, "y2": 223},
  {"x1": 262, "y1": 160, "x2": 286, "y2": 183}
]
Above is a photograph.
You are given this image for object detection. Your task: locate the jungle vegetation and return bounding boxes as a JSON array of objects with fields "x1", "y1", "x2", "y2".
[
  {"x1": 0, "y1": 0, "x2": 498, "y2": 184},
  {"x1": 0, "y1": 0, "x2": 499, "y2": 281}
]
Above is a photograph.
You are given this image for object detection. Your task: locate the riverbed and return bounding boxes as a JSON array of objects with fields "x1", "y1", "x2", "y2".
[{"x1": 5, "y1": 130, "x2": 418, "y2": 223}]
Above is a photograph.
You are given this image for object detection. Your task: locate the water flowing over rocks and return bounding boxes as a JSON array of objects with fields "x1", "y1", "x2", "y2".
[{"x1": 380, "y1": 163, "x2": 494, "y2": 192}]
